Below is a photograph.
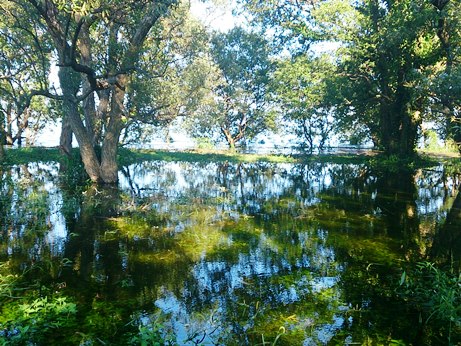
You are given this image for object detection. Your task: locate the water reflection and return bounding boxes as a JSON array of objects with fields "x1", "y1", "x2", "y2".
[{"x1": 0, "y1": 160, "x2": 460, "y2": 344}]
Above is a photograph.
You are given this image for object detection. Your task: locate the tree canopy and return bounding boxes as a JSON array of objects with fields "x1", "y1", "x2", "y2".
[
  {"x1": 186, "y1": 26, "x2": 275, "y2": 148},
  {"x1": 239, "y1": 0, "x2": 461, "y2": 155}
]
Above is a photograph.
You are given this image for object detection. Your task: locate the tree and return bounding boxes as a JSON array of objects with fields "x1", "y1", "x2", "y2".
[
  {"x1": 240, "y1": 0, "x2": 461, "y2": 157},
  {"x1": 9, "y1": 0, "x2": 179, "y2": 183},
  {"x1": 237, "y1": 0, "x2": 318, "y2": 52},
  {"x1": 336, "y1": 0, "x2": 440, "y2": 156},
  {"x1": 121, "y1": 2, "x2": 214, "y2": 146},
  {"x1": 187, "y1": 27, "x2": 275, "y2": 149},
  {"x1": 272, "y1": 54, "x2": 337, "y2": 153},
  {"x1": 0, "y1": 2, "x2": 53, "y2": 147},
  {"x1": 426, "y1": 0, "x2": 461, "y2": 152}
]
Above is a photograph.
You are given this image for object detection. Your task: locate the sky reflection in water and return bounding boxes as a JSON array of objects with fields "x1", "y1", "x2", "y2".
[{"x1": 0, "y1": 160, "x2": 459, "y2": 345}]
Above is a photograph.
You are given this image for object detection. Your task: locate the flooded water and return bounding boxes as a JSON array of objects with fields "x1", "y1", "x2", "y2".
[{"x1": 0, "y1": 160, "x2": 460, "y2": 345}]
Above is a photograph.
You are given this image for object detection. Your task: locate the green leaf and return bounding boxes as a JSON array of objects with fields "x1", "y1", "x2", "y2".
[{"x1": 399, "y1": 271, "x2": 406, "y2": 286}]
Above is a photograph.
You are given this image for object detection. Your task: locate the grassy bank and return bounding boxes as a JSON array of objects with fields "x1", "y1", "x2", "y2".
[{"x1": 1, "y1": 146, "x2": 459, "y2": 170}]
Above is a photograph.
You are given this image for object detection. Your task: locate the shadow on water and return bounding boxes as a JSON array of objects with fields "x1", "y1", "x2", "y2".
[{"x1": 0, "y1": 159, "x2": 460, "y2": 345}]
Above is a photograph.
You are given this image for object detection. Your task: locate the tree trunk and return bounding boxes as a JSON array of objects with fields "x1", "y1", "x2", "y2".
[
  {"x1": 0, "y1": 127, "x2": 4, "y2": 160},
  {"x1": 302, "y1": 120, "x2": 314, "y2": 154},
  {"x1": 395, "y1": 71, "x2": 419, "y2": 157},
  {"x1": 222, "y1": 127, "x2": 236, "y2": 149},
  {"x1": 100, "y1": 76, "x2": 127, "y2": 183},
  {"x1": 379, "y1": 69, "x2": 419, "y2": 157},
  {"x1": 60, "y1": 115, "x2": 73, "y2": 155},
  {"x1": 0, "y1": 109, "x2": 6, "y2": 146},
  {"x1": 79, "y1": 22, "x2": 99, "y2": 147},
  {"x1": 380, "y1": 109, "x2": 418, "y2": 157},
  {"x1": 96, "y1": 89, "x2": 110, "y2": 145},
  {"x1": 5, "y1": 103, "x2": 13, "y2": 146},
  {"x1": 58, "y1": 67, "x2": 102, "y2": 183},
  {"x1": 16, "y1": 111, "x2": 22, "y2": 147}
]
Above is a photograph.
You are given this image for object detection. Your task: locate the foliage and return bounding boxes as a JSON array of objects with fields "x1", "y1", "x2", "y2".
[
  {"x1": 122, "y1": 2, "x2": 215, "y2": 146},
  {"x1": 332, "y1": 0, "x2": 436, "y2": 155},
  {"x1": 240, "y1": 0, "x2": 461, "y2": 156},
  {"x1": 186, "y1": 27, "x2": 275, "y2": 148},
  {"x1": 4, "y1": 147, "x2": 62, "y2": 164},
  {"x1": 1, "y1": 296, "x2": 77, "y2": 345},
  {"x1": 195, "y1": 137, "x2": 215, "y2": 151},
  {"x1": 3, "y1": 0, "x2": 182, "y2": 183},
  {"x1": 0, "y1": 1, "x2": 54, "y2": 147},
  {"x1": 0, "y1": 262, "x2": 77, "y2": 345},
  {"x1": 398, "y1": 262, "x2": 461, "y2": 345},
  {"x1": 272, "y1": 54, "x2": 337, "y2": 152},
  {"x1": 236, "y1": 0, "x2": 318, "y2": 51}
]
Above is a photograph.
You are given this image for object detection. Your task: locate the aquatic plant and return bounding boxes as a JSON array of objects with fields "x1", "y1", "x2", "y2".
[
  {"x1": 399, "y1": 262, "x2": 461, "y2": 345},
  {"x1": 0, "y1": 262, "x2": 77, "y2": 345}
]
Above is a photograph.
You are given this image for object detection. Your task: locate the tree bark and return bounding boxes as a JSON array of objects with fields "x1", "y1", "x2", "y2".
[
  {"x1": 221, "y1": 127, "x2": 236, "y2": 149},
  {"x1": 59, "y1": 114, "x2": 73, "y2": 156},
  {"x1": 0, "y1": 119, "x2": 4, "y2": 159},
  {"x1": 378, "y1": 68, "x2": 419, "y2": 157},
  {"x1": 5, "y1": 103, "x2": 13, "y2": 146},
  {"x1": 0, "y1": 108, "x2": 6, "y2": 146},
  {"x1": 79, "y1": 22, "x2": 99, "y2": 147},
  {"x1": 100, "y1": 76, "x2": 127, "y2": 183},
  {"x1": 58, "y1": 67, "x2": 102, "y2": 182}
]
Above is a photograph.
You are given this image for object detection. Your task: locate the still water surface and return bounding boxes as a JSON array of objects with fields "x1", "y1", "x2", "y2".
[{"x1": 0, "y1": 160, "x2": 460, "y2": 345}]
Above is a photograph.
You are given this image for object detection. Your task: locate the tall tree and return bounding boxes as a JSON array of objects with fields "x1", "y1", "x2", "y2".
[
  {"x1": 336, "y1": 0, "x2": 436, "y2": 156},
  {"x1": 10, "y1": 0, "x2": 178, "y2": 183},
  {"x1": 427, "y1": 0, "x2": 461, "y2": 152},
  {"x1": 272, "y1": 54, "x2": 337, "y2": 153},
  {"x1": 240, "y1": 0, "x2": 460, "y2": 157},
  {"x1": 187, "y1": 27, "x2": 275, "y2": 149},
  {"x1": 0, "y1": 1, "x2": 52, "y2": 147}
]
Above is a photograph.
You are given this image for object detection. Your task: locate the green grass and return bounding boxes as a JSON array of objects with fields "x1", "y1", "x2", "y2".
[
  {"x1": 2, "y1": 146, "x2": 63, "y2": 165},
  {"x1": 1, "y1": 146, "x2": 459, "y2": 169},
  {"x1": 114, "y1": 147, "x2": 461, "y2": 171},
  {"x1": 118, "y1": 147, "x2": 298, "y2": 165}
]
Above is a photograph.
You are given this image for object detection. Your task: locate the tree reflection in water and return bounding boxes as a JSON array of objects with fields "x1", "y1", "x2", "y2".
[{"x1": 0, "y1": 160, "x2": 460, "y2": 344}]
